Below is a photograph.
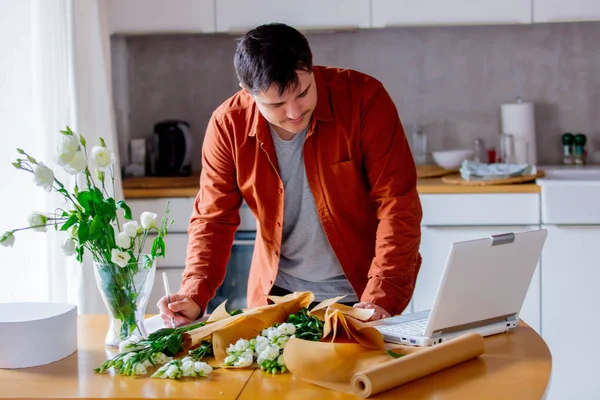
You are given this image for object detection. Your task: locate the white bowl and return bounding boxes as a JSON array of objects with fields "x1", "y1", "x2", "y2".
[{"x1": 432, "y1": 149, "x2": 474, "y2": 170}]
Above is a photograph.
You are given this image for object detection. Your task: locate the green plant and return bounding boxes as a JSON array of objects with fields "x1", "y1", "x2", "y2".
[{"x1": 1, "y1": 127, "x2": 173, "y2": 341}]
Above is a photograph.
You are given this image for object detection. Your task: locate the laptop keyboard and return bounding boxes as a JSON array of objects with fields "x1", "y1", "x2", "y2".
[{"x1": 378, "y1": 318, "x2": 428, "y2": 336}]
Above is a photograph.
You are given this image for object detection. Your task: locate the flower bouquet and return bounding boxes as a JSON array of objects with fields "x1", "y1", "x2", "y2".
[{"x1": 0, "y1": 127, "x2": 172, "y2": 346}]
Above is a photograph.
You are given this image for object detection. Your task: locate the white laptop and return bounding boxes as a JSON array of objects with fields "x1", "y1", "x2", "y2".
[{"x1": 369, "y1": 229, "x2": 548, "y2": 347}]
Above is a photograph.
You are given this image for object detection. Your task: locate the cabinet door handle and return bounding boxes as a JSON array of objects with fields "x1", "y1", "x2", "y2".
[{"x1": 233, "y1": 240, "x2": 255, "y2": 246}]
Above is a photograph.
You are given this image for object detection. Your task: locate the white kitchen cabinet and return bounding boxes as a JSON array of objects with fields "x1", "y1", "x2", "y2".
[
  {"x1": 414, "y1": 225, "x2": 542, "y2": 334},
  {"x1": 371, "y1": 0, "x2": 532, "y2": 28},
  {"x1": 534, "y1": 0, "x2": 600, "y2": 23},
  {"x1": 541, "y1": 225, "x2": 600, "y2": 399},
  {"x1": 215, "y1": 0, "x2": 370, "y2": 33},
  {"x1": 420, "y1": 193, "x2": 540, "y2": 226},
  {"x1": 105, "y1": 0, "x2": 216, "y2": 35}
]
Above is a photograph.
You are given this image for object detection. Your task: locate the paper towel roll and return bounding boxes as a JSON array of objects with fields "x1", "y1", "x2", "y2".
[{"x1": 501, "y1": 100, "x2": 537, "y2": 165}]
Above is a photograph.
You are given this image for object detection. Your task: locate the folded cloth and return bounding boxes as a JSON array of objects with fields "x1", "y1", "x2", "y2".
[{"x1": 460, "y1": 160, "x2": 537, "y2": 181}]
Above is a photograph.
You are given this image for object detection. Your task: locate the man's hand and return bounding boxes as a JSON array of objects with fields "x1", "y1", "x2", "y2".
[
  {"x1": 353, "y1": 302, "x2": 391, "y2": 321},
  {"x1": 157, "y1": 294, "x2": 201, "y2": 327}
]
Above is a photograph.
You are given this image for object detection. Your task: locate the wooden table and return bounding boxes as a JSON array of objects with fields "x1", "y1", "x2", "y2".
[{"x1": 0, "y1": 316, "x2": 551, "y2": 399}]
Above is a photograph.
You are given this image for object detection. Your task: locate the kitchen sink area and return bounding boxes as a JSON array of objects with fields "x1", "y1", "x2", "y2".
[{"x1": 537, "y1": 165, "x2": 600, "y2": 224}]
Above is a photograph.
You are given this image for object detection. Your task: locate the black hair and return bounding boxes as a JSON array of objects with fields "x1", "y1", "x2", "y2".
[{"x1": 234, "y1": 23, "x2": 313, "y2": 96}]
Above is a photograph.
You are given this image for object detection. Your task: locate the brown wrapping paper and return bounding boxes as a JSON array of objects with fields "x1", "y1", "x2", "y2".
[
  {"x1": 321, "y1": 306, "x2": 384, "y2": 350},
  {"x1": 283, "y1": 333, "x2": 486, "y2": 398},
  {"x1": 182, "y1": 291, "x2": 314, "y2": 363}
]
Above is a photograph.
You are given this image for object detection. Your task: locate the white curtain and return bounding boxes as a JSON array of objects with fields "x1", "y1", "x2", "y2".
[
  {"x1": 0, "y1": 0, "x2": 121, "y2": 314},
  {"x1": 71, "y1": 0, "x2": 123, "y2": 314}
]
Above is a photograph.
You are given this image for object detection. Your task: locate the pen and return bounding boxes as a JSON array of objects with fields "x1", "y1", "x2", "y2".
[{"x1": 162, "y1": 272, "x2": 176, "y2": 328}]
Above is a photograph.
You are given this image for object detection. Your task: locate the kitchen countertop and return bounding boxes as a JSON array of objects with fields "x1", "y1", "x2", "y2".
[
  {"x1": 122, "y1": 173, "x2": 541, "y2": 199},
  {"x1": 0, "y1": 315, "x2": 552, "y2": 399}
]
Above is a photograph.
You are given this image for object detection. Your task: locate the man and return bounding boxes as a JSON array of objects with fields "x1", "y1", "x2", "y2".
[{"x1": 158, "y1": 23, "x2": 422, "y2": 326}]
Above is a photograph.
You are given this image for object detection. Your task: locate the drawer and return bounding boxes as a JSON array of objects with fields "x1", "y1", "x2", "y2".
[{"x1": 420, "y1": 193, "x2": 540, "y2": 226}]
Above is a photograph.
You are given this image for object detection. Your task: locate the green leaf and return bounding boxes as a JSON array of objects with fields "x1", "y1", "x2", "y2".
[
  {"x1": 16, "y1": 148, "x2": 25, "y2": 154},
  {"x1": 158, "y1": 237, "x2": 166, "y2": 257},
  {"x1": 99, "y1": 137, "x2": 106, "y2": 148},
  {"x1": 89, "y1": 214, "x2": 103, "y2": 240},
  {"x1": 151, "y1": 236, "x2": 165, "y2": 258},
  {"x1": 143, "y1": 255, "x2": 153, "y2": 270},
  {"x1": 76, "y1": 190, "x2": 101, "y2": 214},
  {"x1": 26, "y1": 155, "x2": 37, "y2": 164},
  {"x1": 116, "y1": 200, "x2": 132, "y2": 220},
  {"x1": 11, "y1": 161, "x2": 21, "y2": 169},
  {"x1": 386, "y1": 350, "x2": 405, "y2": 359},
  {"x1": 78, "y1": 220, "x2": 89, "y2": 243},
  {"x1": 76, "y1": 245, "x2": 84, "y2": 262},
  {"x1": 79, "y1": 135, "x2": 86, "y2": 147},
  {"x1": 60, "y1": 214, "x2": 78, "y2": 231}
]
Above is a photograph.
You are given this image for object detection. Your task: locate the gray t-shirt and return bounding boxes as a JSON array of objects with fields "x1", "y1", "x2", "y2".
[{"x1": 270, "y1": 125, "x2": 358, "y2": 302}]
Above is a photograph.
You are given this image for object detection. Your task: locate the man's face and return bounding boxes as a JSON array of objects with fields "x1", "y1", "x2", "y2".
[{"x1": 250, "y1": 70, "x2": 317, "y2": 137}]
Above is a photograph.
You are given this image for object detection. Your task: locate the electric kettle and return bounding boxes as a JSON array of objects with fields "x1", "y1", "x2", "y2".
[{"x1": 153, "y1": 120, "x2": 193, "y2": 176}]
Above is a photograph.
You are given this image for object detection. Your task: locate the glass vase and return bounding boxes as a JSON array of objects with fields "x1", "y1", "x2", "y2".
[{"x1": 93, "y1": 257, "x2": 156, "y2": 347}]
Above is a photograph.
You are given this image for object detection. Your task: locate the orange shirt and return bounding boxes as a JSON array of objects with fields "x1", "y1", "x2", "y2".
[{"x1": 180, "y1": 66, "x2": 423, "y2": 316}]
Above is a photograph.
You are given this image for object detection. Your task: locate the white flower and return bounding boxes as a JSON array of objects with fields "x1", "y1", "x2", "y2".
[
  {"x1": 61, "y1": 238, "x2": 76, "y2": 256},
  {"x1": 33, "y1": 162, "x2": 54, "y2": 192},
  {"x1": 275, "y1": 335, "x2": 290, "y2": 349},
  {"x1": 116, "y1": 232, "x2": 132, "y2": 249},
  {"x1": 56, "y1": 134, "x2": 80, "y2": 166},
  {"x1": 255, "y1": 340, "x2": 269, "y2": 356},
  {"x1": 0, "y1": 232, "x2": 15, "y2": 248},
  {"x1": 181, "y1": 358, "x2": 195, "y2": 376},
  {"x1": 123, "y1": 221, "x2": 139, "y2": 238},
  {"x1": 140, "y1": 212, "x2": 157, "y2": 229},
  {"x1": 91, "y1": 146, "x2": 116, "y2": 171},
  {"x1": 266, "y1": 327, "x2": 281, "y2": 340},
  {"x1": 152, "y1": 353, "x2": 172, "y2": 364},
  {"x1": 234, "y1": 339, "x2": 250, "y2": 352},
  {"x1": 235, "y1": 354, "x2": 254, "y2": 367},
  {"x1": 257, "y1": 345, "x2": 280, "y2": 364},
  {"x1": 277, "y1": 354, "x2": 285, "y2": 366},
  {"x1": 111, "y1": 248, "x2": 131, "y2": 268},
  {"x1": 194, "y1": 361, "x2": 212, "y2": 376},
  {"x1": 279, "y1": 323, "x2": 296, "y2": 336},
  {"x1": 27, "y1": 213, "x2": 48, "y2": 232},
  {"x1": 62, "y1": 150, "x2": 87, "y2": 175},
  {"x1": 224, "y1": 354, "x2": 237, "y2": 364},
  {"x1": 166, "y1": 364, "x2": 180, "y2": 379},
  {"x1": 134, "y1": 363, "x2": 148, "y2": 375},
  {"x1": 255, "y1": 335, "x2": 268, "y2": 346}
]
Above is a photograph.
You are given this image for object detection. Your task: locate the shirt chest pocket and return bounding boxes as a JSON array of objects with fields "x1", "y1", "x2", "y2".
[{"x1": 330, "y1": 160, "x2": 369, "y2": 201}]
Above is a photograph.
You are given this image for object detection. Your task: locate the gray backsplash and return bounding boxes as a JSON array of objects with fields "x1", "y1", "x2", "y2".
[{"x1": 111, "y1": 21, "x2": 600, "y2": 171}]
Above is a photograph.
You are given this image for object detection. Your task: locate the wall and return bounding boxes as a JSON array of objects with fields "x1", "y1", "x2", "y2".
[{"x1": 111, "y1": 21, "x2": 600, "y2": 170}]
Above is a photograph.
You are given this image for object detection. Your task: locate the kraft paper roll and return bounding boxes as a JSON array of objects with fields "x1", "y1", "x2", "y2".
[
  {"x1": 283, "y1": 332, "x2": 486, "y2": 398},
  {"x1": 500, "y1": 100, "x2": 537, "y2": 165},
  {"x1": 351, "y1": 333, "x2": 486, "y2": 398}
]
